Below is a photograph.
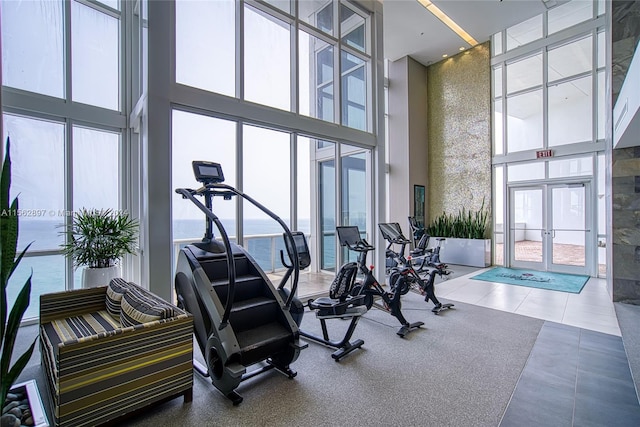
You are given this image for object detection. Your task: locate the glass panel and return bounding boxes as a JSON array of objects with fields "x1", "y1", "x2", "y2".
[
  {"x1": 243, "y1": 125, "x2": 290, "y2": 273},
  {"x1": 548, "y1": 36, "x2": 592, "y2": 82},
  {"x1": 597, "y1": 31, "x2": 605, "y2": 69},
  {"x1": 506, "y1": 89, "x2": 543, "y2": 153},
  {"x1": 597, "y1": 154, "x2": 606, "y2": 276},
  {"x1": 319, "y1": 159, "x2": 335, "y2": 271},
  {"x1": 341, "y1": 149, "x2": 367, "y2": 263},
  {"x1": 598, "y1": 0, "x2": 605, "y2": 16},
  {"x1": 506, "y1": 53, "x2": 542, "y2": 93},
  {"x1": 493, "y1": 65, "x2": 503, "y2": 98},
  {"x1": 72, "y1": 1, "x2": 120, "y2": 110},
  {"x1": 492, "y1": 32, "x2": 503, "y2": 56},
  {"x1": 513, "y1": 188, "x2": 543, "y2": 263},
  {"x1": 340, "y1": 4, "x2": 366, "y2": 53},
  {"x1": 548, "y1": 156, "x2": 592, "y2": 179},
  {"x1": 506, "y1": 14, "x2": 542, "y2": 51},
  {"x1": 507, "y1": 162, "x2": 545, "y2": 182},
  {"x1": 299, "y1": 30, "x2": 335, "y2": 122},
  {"x1": 171, "y1": 110, "x2": 236, "y2": 240},
  {"x1": 1, "y1": 0, "x2": 64, "y2": 98},
  {"x1": 297, "y1": 137, "x2": 312, "y2": 235},
  {"x1": 551, "y1": 186, "x2": 585, "y2": 267},
  {"x1": 299, "y1": 1, "x2": 333, "y2": 36},
  {"x1": 96, "y1": 0, "x2": 119, "y2": 10},
  {"x1": 73, "y1": 127, "x2": 119, "y2": 211},
  {"x1": 548, "y1": 0, "x2": 593, "y2": 35},
  {"x1": 341, "y1": 50, "x2": 367, "y2": 131},
  {"x1": 343, "y1": 25, "x2": 365, "y2": 53},
  {"x1": 8, "y1": 255, "x2": 65, "y2": 320},
  {"x1": 263, "y1": 0, "x2": 291, "y2": 14},
  {"x1": 142, "y1": 26, "x2": 148, "y2": 94},
  {"x1": 494, "y1": 99, "x2": 503, "y2": 155},
  {"x1": 549, "y1": 75, "x2": 592, "y2": 146},
  {"x1": 244, "y1": 5, "x2": 291, "y2": 111},
  {"x1": 175, "y1": 0, "x2": 235, "y2": 97},
  {"x1": 597, "y1": 70, "x2": 605, "y2": 140},
  {"x1": 3, "y1": 114, "x2": 65, "y2": 252},
  {"x1": 494, "y1": 166, "x2": 504, "y2": 266}
]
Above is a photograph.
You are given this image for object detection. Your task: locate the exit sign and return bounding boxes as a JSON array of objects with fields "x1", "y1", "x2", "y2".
[{"x1": 536, "y1": 149, "x2": 553, "y2": 158}]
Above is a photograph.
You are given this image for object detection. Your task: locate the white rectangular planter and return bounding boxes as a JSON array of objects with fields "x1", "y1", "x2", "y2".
[{"x1": 430, "y1": 237, "x2": 491, "y2": 268}]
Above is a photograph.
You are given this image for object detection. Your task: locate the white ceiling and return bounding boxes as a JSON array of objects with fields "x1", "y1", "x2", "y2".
[{"x1": 383, "y1": 0, "x2": 559, "y2": 66}]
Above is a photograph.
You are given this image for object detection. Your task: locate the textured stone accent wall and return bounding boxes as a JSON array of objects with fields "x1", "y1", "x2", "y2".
[
  {"x1": 426, "y1": 42, "x2": 492, "y2": 221},
  {"x1": 612, "y1": 146, "x2": 640, "y2": 303}
]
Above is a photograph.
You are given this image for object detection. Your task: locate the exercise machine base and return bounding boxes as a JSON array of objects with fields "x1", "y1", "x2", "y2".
[
  {"x1": 431, "y1": 303, "x2": 455, "y2": 315},
  {"x1": 299, "y1": 305, "x2": 367, "y2": 361},
  {"x1": 397, "y1": 321, "x2": 424, "y2": 337}
]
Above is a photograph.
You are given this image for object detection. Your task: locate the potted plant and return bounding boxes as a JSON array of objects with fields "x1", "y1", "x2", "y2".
[
  {"x1": 60, "y1": 208, "x2": 138, "y2": 288},
  {"x1": 425, "y1": 199, "x2": 491, "y2": 267},
  {"x1": 1, "y1": 137, "x2": 39, "y2": 426}
]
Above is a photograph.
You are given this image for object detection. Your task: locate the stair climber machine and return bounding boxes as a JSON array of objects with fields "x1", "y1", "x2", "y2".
[
  {"x1": 174, "y1": 161, "x2": 307, "y2": 405},
  {"x1": 338, "y1": 226, "x2": 424, "y2": 338},
  {"x1": 279, "y1": 231, "x2": 367, "y2": 361},
  {"x1": 379, "y1": 223, "x2": 454, "y2": 315}
]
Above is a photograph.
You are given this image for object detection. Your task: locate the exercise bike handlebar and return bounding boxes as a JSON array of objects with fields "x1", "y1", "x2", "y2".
[
  {"x1": 343, "y1": 239, "x2": 375, "y2": 253},
  {"x1": 197, "y1": 183, "x2": 301, "y2": 308},
  {"x1": 175, "y1": 187, "x2": 237, "y2": 331}
]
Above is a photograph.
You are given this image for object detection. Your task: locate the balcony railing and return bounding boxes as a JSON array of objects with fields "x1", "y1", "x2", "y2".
[{"x1": 173, "y1": 233, "x2": 305, "y2": 274}]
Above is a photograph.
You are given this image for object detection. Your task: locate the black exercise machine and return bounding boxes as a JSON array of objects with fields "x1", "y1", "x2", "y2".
[
  {"x1": 379, "y1": 223, "x2": 454, "y2": 315},
  {"x1": 338, "y1": 225, "x2": 424, "y2": 338},
  {"x1": 280, "y1": 232, "x2": 367, "y2": 361},
  {"x1": 174, "y1": 161, "x2": 307, "y2": 405},
  {"x1": 380, "y1": 222, "x2": 444, "y2": 273}
]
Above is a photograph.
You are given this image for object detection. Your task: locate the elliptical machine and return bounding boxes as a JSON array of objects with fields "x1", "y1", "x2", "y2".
[
  {"x1": 279, "y1": 232, "x2": 367, "y2": 361},
  {"x1": 379, "y1": 223, "x2": 454, "y2": 315},
  {"x1": 338, "y1": 226, "x2": 424, "y2": 338},
  {"x1": 174, "y1": 161, "x2": 307, "y2": 405}
]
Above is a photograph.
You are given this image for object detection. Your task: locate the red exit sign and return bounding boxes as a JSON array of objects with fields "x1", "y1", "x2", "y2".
[{"x1": 536, "y1": 149, "x2": 553, "y2": 158}]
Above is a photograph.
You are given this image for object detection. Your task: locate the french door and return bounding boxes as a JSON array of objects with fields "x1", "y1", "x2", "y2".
[{"x1": 509, "y1": 182, "x2": 593, "y2": 275}]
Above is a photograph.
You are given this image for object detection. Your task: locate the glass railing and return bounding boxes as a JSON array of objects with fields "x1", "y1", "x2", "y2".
[{"x1": 173, "y1": 233, "x2": 304, "y2": 274}]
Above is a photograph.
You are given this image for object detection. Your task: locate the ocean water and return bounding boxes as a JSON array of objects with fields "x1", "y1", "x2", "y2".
[{"x1": 8, "y1": 217, "x2": 323, "y2": 319}]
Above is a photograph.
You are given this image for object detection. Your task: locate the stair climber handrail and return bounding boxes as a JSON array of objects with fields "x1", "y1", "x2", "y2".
[
  {"x1": 175, "y1": 188, "x2": 237, "y2": 330},
  {"x1": 201, "y1": 183, "x2": 301, "y2": 309}
]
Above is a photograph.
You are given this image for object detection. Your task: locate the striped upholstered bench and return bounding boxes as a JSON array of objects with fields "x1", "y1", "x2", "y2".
[{"x1": 40, "y1": 279, "x2": 193, "y2": 427}]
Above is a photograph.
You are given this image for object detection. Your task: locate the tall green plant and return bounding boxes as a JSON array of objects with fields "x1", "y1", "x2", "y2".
[
  {"x1": 426, "y1": 198, "x2": 490, "y2": 240},
  {"x1": 60, "y1": 208, "x2": 138, "y2": 269},
  {"x1": 1, "y1": 137, "x2": 36, "y2": 410}
]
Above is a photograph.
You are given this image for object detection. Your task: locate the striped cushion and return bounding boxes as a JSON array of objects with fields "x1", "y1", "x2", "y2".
[
  {"x1": 105, "y1": 278, "x2": 129, "y2": 321},
  {"x1": 41, "y1": 310, "x2": 120, "y2": 349},
  {"x1": 121, "y1": 287, "x2": 176, "y2": 328}
]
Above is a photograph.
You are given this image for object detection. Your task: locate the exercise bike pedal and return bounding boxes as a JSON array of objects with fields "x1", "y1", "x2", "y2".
[{"x1": 431, "y1": 303, "x2": 454, "y2": 315}]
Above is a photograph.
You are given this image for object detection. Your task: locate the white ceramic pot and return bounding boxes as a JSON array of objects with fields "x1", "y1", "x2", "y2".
[{"x1": 82, "y1": 265, "x2": 121, "y2": 288}]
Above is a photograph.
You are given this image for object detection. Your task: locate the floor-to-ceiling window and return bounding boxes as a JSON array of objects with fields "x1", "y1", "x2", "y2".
[
  {"x1": 166, "y1": 0, "x2": 383, "y2": 297},
  {"x1": 1, "y1": 0, "x2": 127, "y2": 318},
  {"x1": 492, "y1": 0, "x2": 607, "y2": 277}
]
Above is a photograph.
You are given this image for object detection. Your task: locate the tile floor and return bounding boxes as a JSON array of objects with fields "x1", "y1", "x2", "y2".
[
  {"x1": 436, "y1": 267, "x2": 620, "y2": 336},
  {"x1": 272, "y1": 264, "x2": 621, "y2": 337}
]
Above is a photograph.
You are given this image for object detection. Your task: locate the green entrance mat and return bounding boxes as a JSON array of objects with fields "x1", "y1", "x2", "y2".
[{"x1": 471, "y1": 267, "x2": 589, "y2": 294}]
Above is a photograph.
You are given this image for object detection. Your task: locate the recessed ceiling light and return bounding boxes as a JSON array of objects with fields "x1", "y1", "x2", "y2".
[
  {"x1": 442, "y1": 54, "x2": 448, "y2": 58},
  {"x1": 459, "y1": 47, "x2": 465, "y2": 51},
  {"x1": 417, "y1": 0, "x2": 478, "y2": 46}
]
